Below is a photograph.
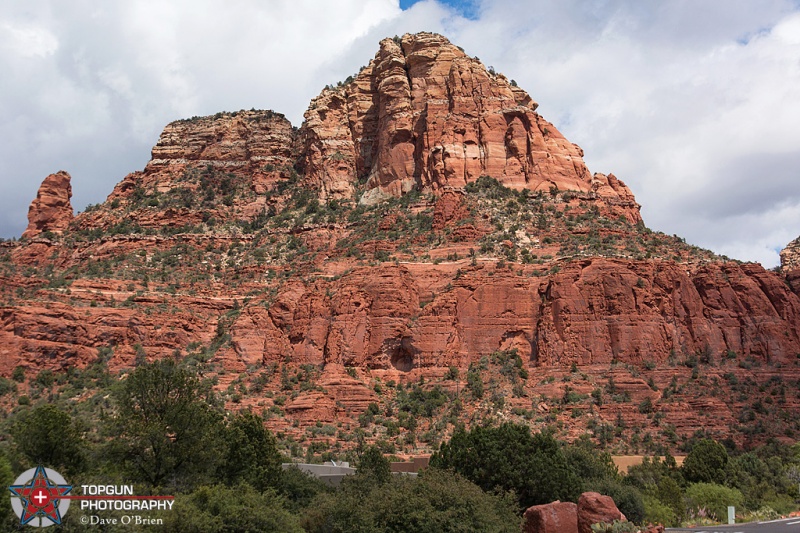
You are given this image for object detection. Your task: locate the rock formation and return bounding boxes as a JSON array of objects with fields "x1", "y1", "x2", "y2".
[
  {"x1": 523, "y1": 493, "x2": 631, "y2": 533},
  {"x1": 781, "y1": 236, "x2": 800, "y2": 294},
  {"x1": 3, "y1": 32, "x2": 800, "y2": 454},
  {"x1": 75, "y1": 110, "x2": 296, "y2": 232},
  {"x1": 298, "y1": 33, "x2": 641, "y2": 223},
  {"x1": 781, "y1": 236, "x2": 800, "y2": 273},
  {"x1": 21, "y1": 171, "x2": 74, "y2": 239},
  {"x1": 144, "y1": 109, "x2": 295, "y2": 192},
  {"x1": 221, "y1": 260, "x2": 800, "y2": 371}
]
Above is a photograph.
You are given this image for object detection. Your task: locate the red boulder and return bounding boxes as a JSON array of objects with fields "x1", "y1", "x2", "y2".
[
  {"x1": 522, "y1": 501, "x2": 578, "y2": 533},
  {"x1": 577, "y1": 492, "x2": 625, "y2": 533}
]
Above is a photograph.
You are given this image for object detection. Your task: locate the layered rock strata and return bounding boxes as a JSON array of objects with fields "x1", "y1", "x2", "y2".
[{"x1": 225, "y1": 260, "x2": 800, "y2": 370}]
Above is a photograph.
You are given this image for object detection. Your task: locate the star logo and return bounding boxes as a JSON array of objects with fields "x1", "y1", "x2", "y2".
[{"x1": 8, "y1": 466, "x2": 72, "y2": 528}]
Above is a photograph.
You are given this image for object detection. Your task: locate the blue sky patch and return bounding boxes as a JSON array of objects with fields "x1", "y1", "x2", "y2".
[{"x1": 400, "y1": 0, "x2": 481, "y2": 20}]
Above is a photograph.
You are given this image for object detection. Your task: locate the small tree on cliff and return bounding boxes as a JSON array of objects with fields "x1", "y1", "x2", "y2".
[{"x1": 430, "y1": 423, "x2": 581, "y2": 509}]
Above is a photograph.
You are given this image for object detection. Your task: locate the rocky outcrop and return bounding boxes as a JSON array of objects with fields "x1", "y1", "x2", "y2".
[
  {"x1": 431, "y1": 189, "x2": 469, "y2": 230},
  {"x1": 781, "y1": 236, "x2": 800, "y2": 294},
  {"x1": 781, "y1": 236, "x2": 800, "y2": 273},
  {"x1": 577, "y1": 492, "x2": 625, "y2": 533},
  {"x1": 298, "y1": 33, "x2": 641, "y2": 222},
  {"x1": 144, "y1": 109, "x2": 295, "y2": 190},
  {"x1": 73, "y1": 110, "x2": 296, "y2": 231},
  {"x1": 535, "y1": 259, "x2": 800, "y2": 366},
  {"x1": 22, "y1": 171, "x2": 74, "y2": 239},
  {"x1": 5, "y1": 32, "x2": 800, "y2": 453},
  {"x1": 523, "y1": 501, "x2": 578, "y2": 533},
  {"x1": 137, "y1": 109, "x2": 295, "y2": 199}
]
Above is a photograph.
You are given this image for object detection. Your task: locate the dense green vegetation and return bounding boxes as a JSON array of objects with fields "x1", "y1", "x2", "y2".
[{"x1": 0, "y1": 359, "x2": 796, "y2": 531}]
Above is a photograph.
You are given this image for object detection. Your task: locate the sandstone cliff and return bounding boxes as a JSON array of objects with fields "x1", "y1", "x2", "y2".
[
  {"x1": 21, "y1": 171, "x2": 74, "y2": 239},
  {"x1": 298, "y1": 33, "x2": 641, "y2": 223},
  {"x1": 75, "y1": 110, "x2": 296, "y2": 232}
]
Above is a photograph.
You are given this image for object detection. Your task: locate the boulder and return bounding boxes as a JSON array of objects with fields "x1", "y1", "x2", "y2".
[
  {"x1": 577, "y1": 492, "x2": 625, "y2": 533},
  {"x1": 522, "y1": 500, "x2": 578, "y2": 533}
]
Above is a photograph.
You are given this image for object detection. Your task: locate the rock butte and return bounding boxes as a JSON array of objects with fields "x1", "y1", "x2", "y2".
[
  {"x1": 2, "y1": 32, "x2": 799, "y2": 454},
  {"x1": 299, "y1": 32, "x2": 640, "y2": 224}
]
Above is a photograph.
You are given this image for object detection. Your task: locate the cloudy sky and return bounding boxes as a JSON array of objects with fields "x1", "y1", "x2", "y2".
[{"x1": 2, "y1": 0, "x2": 799, "y2": 267}]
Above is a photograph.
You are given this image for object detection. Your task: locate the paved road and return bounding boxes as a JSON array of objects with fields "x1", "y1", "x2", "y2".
[{"x1": 667, "y1": 517, "x2": 800, "y2": 532}]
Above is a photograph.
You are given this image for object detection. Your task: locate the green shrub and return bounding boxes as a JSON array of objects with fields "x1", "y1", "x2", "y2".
[
  {"x1": 164, "y1": 484, "x2": 302, "y2": 533},
  {"x1": 588, "y1": 479, "x2": 645, "y2": 524},
  {"x1": 590, "y1": 520, "x2": 639, "y2": 533},
  {"x1": 466, "y1": 364, "x2": 483, "y2": 399},
  {"x1": 682, "y1": 439, "x2": 728, "y2": 484},
  {"x1": 303, "y1": 468, "x2": 519, "y2": 533},
  {"x1": 685, "y1": 482, "x2": 743, "y2": 522},
  {"x1": 11, "y1": 366, "x2": 25, "y2": 382},
  {"x1": 0, "y1": 377, "x2": 16, "y2": 396},
  {"x1": 431, "y1": 424, "x2": 581, "y2": 510},
  {"x1": 643, "y1": 495, "x2": 677, "y2": 527}
]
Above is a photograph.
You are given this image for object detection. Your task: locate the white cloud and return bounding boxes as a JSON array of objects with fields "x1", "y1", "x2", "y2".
[
  {"x1": 1, "y1": 0, "x2": 798, "y2": 269},
  {"x1": 0, "y1": 22, "x2": 58, "y2": 58}
]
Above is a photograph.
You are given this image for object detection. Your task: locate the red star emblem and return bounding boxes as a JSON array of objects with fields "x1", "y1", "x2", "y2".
[{"x1": 8, "y1": 466, "x2": 72, "y2": 525}]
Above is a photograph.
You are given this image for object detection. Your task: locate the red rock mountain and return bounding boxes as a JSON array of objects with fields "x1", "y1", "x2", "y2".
[{"x1": 2, "y1": 33, "x2": 799, "y2": 455}]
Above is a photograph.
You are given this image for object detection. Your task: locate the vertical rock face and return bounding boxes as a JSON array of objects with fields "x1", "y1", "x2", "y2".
[
  {"x1": 222, "y1": 259, "x2": 800, "y2": 372},
  {"x1": 781, "y1": 236, "x2": 800, "y2": 294},
  {"x1": 299, "y1": 32, "x2": 640, "y2": 222},
  {"x1": 22, "y1": 171, "x2": 74, "y2": 239},
  {"x1": 781, "y1": 236, "x2": 800, "y2": 272}
]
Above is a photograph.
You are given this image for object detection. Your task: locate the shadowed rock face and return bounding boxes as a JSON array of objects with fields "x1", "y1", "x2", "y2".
[
  {"x1": 298, "y1": 32, "x2": 641, "y2": 222},
  {"x1": 22, "y1": 171, "x2": 74, "y2": 239}
]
